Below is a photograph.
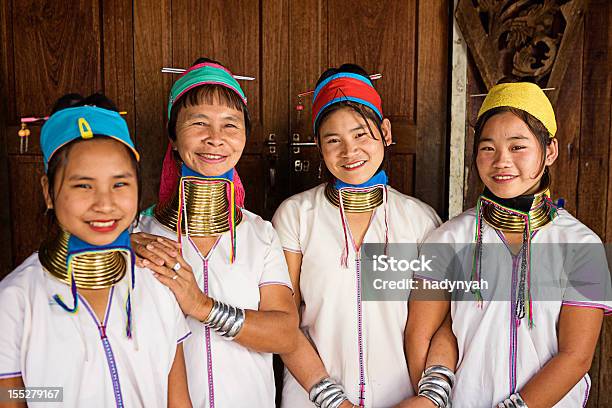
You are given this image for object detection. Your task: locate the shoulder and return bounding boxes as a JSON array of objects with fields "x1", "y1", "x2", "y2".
[
  {"x1": 544, "y1": 208, "x2": 603, "y2": 244},
  {"x1": 276, "y1": 184, "x2": 325, "y2": 213},
  {"x1": 424, "y1": 207, "x2": 476, "y2": 243},
  {"x1": 0, "y1": 253, "x2": 43, "y2": 300},
  {"x1": 272, "y1": 184, "x2": 326, "y2": 225},
  {"x1": 385, "y1": 187, "x2": 442, "y2": 237},
  {"x1": 134, "y1": 265, "x2": 179, "y2": 302},
  {"x1": 238, "y1": 209, "x2": 279, "y2": 242},
  {"x1": 387, "y1": 187, "x2": 440, "y2": 218},
  {"x1": 134, "y1": 213, "x2": 176, "y2": 239}
]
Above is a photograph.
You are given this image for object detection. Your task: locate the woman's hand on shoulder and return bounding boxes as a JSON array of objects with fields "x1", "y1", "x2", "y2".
[
  {"x1": 131, "y1": 232, "x2": 181, "y2": 267},
  {"x1": 148, "y1": 250, "x2": 212, "y2": 321},
  {"x1": 131, "y1": 232, "x2": 213, "y2": 321}
]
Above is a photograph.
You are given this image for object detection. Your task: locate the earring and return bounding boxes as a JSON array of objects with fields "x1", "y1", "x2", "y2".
[{"x1": 318, "y1": 161, "x2": 322, "y2": 179}]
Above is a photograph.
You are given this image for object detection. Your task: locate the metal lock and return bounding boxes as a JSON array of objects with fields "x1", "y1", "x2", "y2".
[
  {"x1": 294, "y1": 160, "x2": 303, "y2": 172},
  {"x1": 292, "y1": 133, "x2": 300, "y2": 154},
  {"x1": 266, "y1": 133, "x2": 277, "y2": 154}
]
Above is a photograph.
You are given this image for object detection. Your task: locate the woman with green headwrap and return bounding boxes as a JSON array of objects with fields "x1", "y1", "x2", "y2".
[{"x1": 131, "y1": 58, "x2": 298, "y2": 407}]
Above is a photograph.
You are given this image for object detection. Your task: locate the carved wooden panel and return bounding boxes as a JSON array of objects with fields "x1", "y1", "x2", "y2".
[{"x1": 456, "y1": 0, "x2": 585, "y2": 104}]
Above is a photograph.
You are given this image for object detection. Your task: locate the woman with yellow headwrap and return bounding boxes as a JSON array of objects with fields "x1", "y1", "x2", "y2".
[{"x1": 406, "y1": 81, "x2": 611, "y2": 407}]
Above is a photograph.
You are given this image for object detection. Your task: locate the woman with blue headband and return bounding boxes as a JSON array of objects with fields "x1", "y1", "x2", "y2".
[
  {"x1": 131, "y1": 58, "x2": 297, "y2": 407},
  {"x1": 411, "y1": 81, "x2": 612, "y2": 406},
  {"x1": 0, "y1": 93, "x2": 191, "y2": 407},
  {"x1": 271, "y1": 64, "x2": 455, "y2": 407}
]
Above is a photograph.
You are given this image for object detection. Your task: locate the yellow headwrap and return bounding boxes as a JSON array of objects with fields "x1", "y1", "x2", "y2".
[{"x1": 477, "y1": 82, "x2": 557, "y2": 138}]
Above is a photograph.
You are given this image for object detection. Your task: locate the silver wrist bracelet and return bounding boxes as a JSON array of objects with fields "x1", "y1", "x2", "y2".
[
  {"x1": 203, "y1": 299, "x2": 246, "y2": 340},
  {"x1": 309, "y1": 377, "x2": 348, "y2": 408},
  {"x1": 497, "y1": 392, "x2": 528, "y2": 408},
  {"x1": 418, "y1": 365, "x2": 455, "y2": 408},
  {"x1": 423, "y1": 365, "x2": 456, "y2": 388},
  {"x1": 420, "y1": 389, "x2": 446, "y2": 407}
]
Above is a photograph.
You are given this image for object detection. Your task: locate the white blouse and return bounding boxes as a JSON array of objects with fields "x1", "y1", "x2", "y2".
[
  {"x1": 0, "y1": 253, "x2": 190, "y2": 408},
  {"x1": 272, "y1": 183, "x2": 441, "y2": 407},
  {"x1": 421, "y1": 208, "x2": 612, "y2": 407},
  {"x1": 138, "y1": 209, "x2": 292, "y2": 408}
]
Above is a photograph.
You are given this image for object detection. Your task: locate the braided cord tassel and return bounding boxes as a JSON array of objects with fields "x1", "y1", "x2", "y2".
[
  {"x1": 228, "y1": 181, "x2": 236, "y2": 264},
  {"x1": 338, "y1": 188, "x2": 350, "y2": 268},
  {"x1": 176, "y1": 177, "x2": 187, "y2": 251},
  {"x1": 52, "y1": 256, "x2": 79, "y2": 313},
  {"x1": 125, "y1": 251, "x2": 136, "y2": 339},
  {"x1": 471, "y1": 198, "x2": 484, "y2": 303},
  {"x1": 383, "y1": 186, "x2": 389, "y2": 256},
  {"x1": 525, "y1": 214, "x2": 534, "y2": 328}
]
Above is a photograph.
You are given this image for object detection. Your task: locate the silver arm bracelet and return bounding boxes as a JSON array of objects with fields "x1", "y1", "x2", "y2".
[
  {"x1": 217, "y1": 302, "x2": 232, "y2": 328},
  {"x1": 497, "y1": 392, "x2": 528, "y2": 408},
  {"x1": 315, "y1": 384, "x2": 343, "y2": 407},
  {"x1": 203, "y1": 299, "x2": 221, "y2": 324},
  {"x1": 510, "y1": 393, "x2": 528, "y2": 408},
  {"x1": 418, "y1": 375, "x2": 452, "y2": 396},
  {"x1": 210, "y1": 301, "x2": 228, "y2": 327},
  {"x1": 309, "y1": 378, "x2": 347, "y2": 408},
  {"x1": 419, "y1": 383, "x2": 449, "y2": 406},
  {"x1": 324, "y1": 393, "x2": 347, "y2": 408},
  {"x1": 217, "y1": 305, "x2": 237, "y2": 335},
  {"x1": 309, "y1": 377, "x2": 334, "y2": 403},
  {"x1": 419, "y1": 389, "x2": 445, "y2": 407},
  {"x1": 423, "y1": 365, "x2": 456, "y2": 388},
  {"x1": 204, "y1": 299, "x2": 246, "y2": 340},
  {"x1": 225, "y1": 307, "x2": 245, "y2": 339}
]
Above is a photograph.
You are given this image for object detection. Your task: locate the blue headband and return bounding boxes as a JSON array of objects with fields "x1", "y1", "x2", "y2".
[{"x1": 41, "y1": 106, "x2": 139, "y2": 170}]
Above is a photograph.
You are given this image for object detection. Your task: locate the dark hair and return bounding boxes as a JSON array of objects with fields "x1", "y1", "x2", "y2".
[
  {"x1": 167, "y1": 57, "x2": 252, "y2": 141},
  {"x1": 313, "y1": 63, "x2": 388, "y2": 179},
  {"x1": 45, "y1": 92, "x2": 142, "y2": 226},
  {"x1": 473, "y1": 78, "x2": 553, "y2": 176}
]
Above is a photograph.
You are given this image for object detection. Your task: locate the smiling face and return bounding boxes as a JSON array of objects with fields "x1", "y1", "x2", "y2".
[
  {"x1": 42, "y1": 138, "x2": 139, "y2": 246},
  {"x1": 476, "y1": 111, "x2": 558, "y2": 199},
  {"x1": 317, "y1": 106, "x2": 391, "y2": 185},
  {"x1": 173, "y1": 97, "x2": 246, "y2": 177}
]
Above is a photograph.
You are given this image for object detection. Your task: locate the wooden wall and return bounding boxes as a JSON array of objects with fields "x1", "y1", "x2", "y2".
[
  {"x1": 463, "y1": 0, "x2": 612, "y2": 405},
  {"x1": 0, "y1": 0, "x2": 449, "y2": 274}
]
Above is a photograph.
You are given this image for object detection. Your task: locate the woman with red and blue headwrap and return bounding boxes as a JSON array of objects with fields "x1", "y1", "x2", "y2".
[
  {"x1": 0, "y1": 93, "x2": 191, "y2": 407},
  {"x1": 271, "y1": 64, "x2": 451, "y2": 407},
  {"x1": 131, "y1": 58, "x2": 298, "y2": 407}
]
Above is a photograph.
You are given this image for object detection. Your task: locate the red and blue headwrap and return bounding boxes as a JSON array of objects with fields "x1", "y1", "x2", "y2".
[{"x1": 312, "y1": 72, "x2": 383, "y2": 129}]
